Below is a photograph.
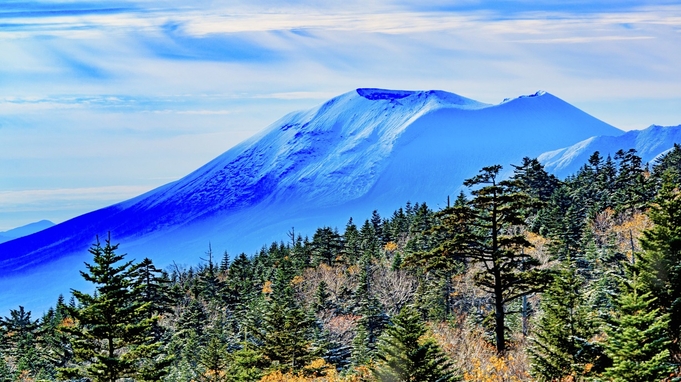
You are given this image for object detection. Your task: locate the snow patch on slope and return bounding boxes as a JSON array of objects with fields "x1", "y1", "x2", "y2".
[
  {"x1": 118, "y1": 89, "x2": 489, "y2": 221},
  {"x1": 0, "y1": 88, "x2": 627, "y2": 315},
  {"x1": 540, "y1": 124, "x2": 681, "y2": 178}
]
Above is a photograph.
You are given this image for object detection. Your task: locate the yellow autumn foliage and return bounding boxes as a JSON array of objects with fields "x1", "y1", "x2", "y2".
[
  {"x1": 290, "y1": 275, "x2": 305, "y2": 286},
  {"x1": 384, "y1": 241, "x2": 398, "y2": 252},
  {"x1": 259, "y1": 359, "x2": 374, "y2": 382},
  {"x1": 463, "y1": 355, "x2": 524, "y2": 382},
  {"x1": 262, "y1": 280, "x2": 273, "y2": 294}
]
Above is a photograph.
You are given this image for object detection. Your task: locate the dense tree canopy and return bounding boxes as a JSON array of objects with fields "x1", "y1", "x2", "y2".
[{"x1": 2, "y1": 147, "x2": 681, "y2": 381}]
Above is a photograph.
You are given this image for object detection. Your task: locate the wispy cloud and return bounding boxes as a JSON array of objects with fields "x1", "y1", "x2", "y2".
[
  {"x1": 0, "y1": 186, "x2": 153, "y2": 207},
  {"x1": 0, "y1": 0, "x2": 680, "y2": 230}
]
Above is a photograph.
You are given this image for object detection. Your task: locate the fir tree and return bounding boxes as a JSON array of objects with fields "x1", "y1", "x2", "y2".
[
  {"x1": 199, "y1": 244, "x2": 226, "y2": 304},
  {"x1": 227, "y1": 345, "x2": 263, "y2": 382},
  {"x1": 511, "y1": 157, "x2": 559, "y2": 205},
  {"x1": 0, "y1": 356, "x2": 11, "y2": 382},
  {"x1": 38, "y1": 296, "x2": 76, "y2": 377},
  {"x1": 342, "y1": 218, "x2": 362, "y2": 264},
  {"x1": 196, "y1": 329, "x2": 231, "y2": 382},
  {"x1": 529, "y1": 259, "x2": 602, "y2": 381},
  {"x1": 637, "y1": 169, "x2": 681, "y2": 359},
  {"x1": 311, "y1": 227, "x2": 343, "y2": 266},
  {"x1": 601, "y1": 270, "x2": 672, "y2": 381},
  {"x1": 130, "y1": 257, "x2": 176, "y2": 318},
  {"x1": 351, "y1": 319, "x2": 373, "y2": 366},
  {"x1": 373, "y1": 305, "x2": 460, "y2": 382},
  {"x1": 59, "y1": 235, "x2": 162, "y2": 382},
  {"x1": 0, "y1": 306, "x2": 43, "y2": 378},
  {"x1": 249, "y1": 285, "x2": 317, "y2": 372},
  {"x1": 312, "y1": 280, "x2": 333, "y2": 314},
  {"x1": 224, "y1": 253, "x2": 257, "y2": 312},
  {"x1": 652, "y1": 143, "x2": 681, "y2": 189},
  {"x1": 613, "y1": 148, "x2": 649, "y2": 212}
]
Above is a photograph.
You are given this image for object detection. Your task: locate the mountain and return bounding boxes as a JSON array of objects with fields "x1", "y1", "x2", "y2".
[
  {"x1": 0, "y1": 88, "x2": 623, "y2": 313},
  {"x1": 0, "y1": 220, "x2": 54, "y2": 245},
  {"x1": 539, "y1": 124, "x2": 681, "y2": 178}
]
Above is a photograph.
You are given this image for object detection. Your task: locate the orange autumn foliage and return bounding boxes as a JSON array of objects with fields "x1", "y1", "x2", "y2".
[{"x1": 259, "y1": 359, "x2": 374, "y2": 382}]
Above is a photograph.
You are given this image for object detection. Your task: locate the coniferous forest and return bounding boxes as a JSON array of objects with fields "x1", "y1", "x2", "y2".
[{"x1": 4, "y1": 145, "x2": 681, "y2": 381}]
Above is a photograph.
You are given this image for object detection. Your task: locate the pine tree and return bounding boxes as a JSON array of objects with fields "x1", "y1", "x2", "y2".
[
  {"x1": 419, "y1": 165, "x2": 548, "y2": 353},
  {"x1": 227, "y1": 345, "x2": 263, "y2": 382},
  {"x1": 38, "y1": 296, "x2": 76, "y2": 377},
  {"x1": 0, "y1": 306, "x2": 43, "y2": 378},
  {"x1": 58, "y1": 235, "x2": 162, "y2": 382},
  {"x1": 613, "y1": 148, "x2": 649, "y2": 212},
  {"x1": 249, "y1": 281, "x2": 317, "y2": 372},
  {"x1": 637, "y1": 170, "x2": 681, "y2": 358},
  {"x1": 311, "y1": 227, "x2": 343, "y2": 266},
  {"x1": 196, "y1": 329, "x2": 230, "y2": 382},
  {"x1": 601, "y1": 270, "x2": 672, "y2": 381},
  {"x1": 529, "y1": 259, "x2": 602, "y2": 381},
  {"x1": 373, "y1": 305, "x2": 460, "y2": 382}
]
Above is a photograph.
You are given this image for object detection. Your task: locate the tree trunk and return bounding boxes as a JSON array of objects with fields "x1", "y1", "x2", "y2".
[{"x1": 494, "y1": 273, "x2": 506, "y2": 353}]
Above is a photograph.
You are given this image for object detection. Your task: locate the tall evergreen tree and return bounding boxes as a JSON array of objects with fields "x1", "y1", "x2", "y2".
[
  {"x1": 613, "y1": 148, "x2": 649, "y2": 212},
  {"x1": 601, "y1": 269, "x2": 672, "y2": 381},
  {"x1": 511, "y1": 157, "x2": 560, "y2": 205},
  {"x1": 196, "y1": 328, "x2": 231, "y2": 382},
  {"x1": 529, "y1": 259, "x2": 602, "y2": 381},
  {"x1": 373, "y1": 305, "x2": 460, "y2": 382},
  {"x1": 59, "y1": 236, "x2": 163, "y2": 382},
  {"x1": 311, "y1": 227, "x2": 343, "y2": 266},
  {"x1": 249, "y1": 278, "x2": 317, "y2": 373},
  {"x1": 637, "y1": 170, "x2": 681, "y2": 359},
  {"x1": 418, "y1": 165, "x2": 548, "y2": 353},
  {"x1": 0, "y1": 306, "x2": 43, "y2": 378},
  {"x1": 652, "y1": 143, "x2": 681, "y2": 189}
]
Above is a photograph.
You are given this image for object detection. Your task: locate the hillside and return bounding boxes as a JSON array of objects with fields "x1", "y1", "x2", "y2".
[
  {"x1": 539, "y1": 124, "x2": 681, "y2": 178},
  {"x1": 0, "y1": 88, "x2": 623, "y2": 313}
]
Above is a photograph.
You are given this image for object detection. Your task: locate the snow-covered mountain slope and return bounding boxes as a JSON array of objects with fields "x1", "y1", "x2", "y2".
[
  {"x1": 0, "y1": 220, "x2": 54, "y2": 245},
  {"x1": 0, "y1": 88, "x2": 623, "y2": 313},
  {"x1": 539, "y1": 124, "x2": 681, "y2": 178}
]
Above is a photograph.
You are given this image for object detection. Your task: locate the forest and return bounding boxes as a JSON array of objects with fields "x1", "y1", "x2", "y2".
[{"x1": 3, "y1": 145, "x2": 681, "y2": 382}]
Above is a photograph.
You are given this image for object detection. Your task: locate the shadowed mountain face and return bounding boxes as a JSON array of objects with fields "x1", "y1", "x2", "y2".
[{"x1": 0, "y1": 88, "x2": 624, "y2": 313}]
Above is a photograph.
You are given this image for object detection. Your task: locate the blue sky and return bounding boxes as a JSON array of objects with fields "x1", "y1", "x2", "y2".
[{"x1": 1, "y1": 0, "x2": 681, "y2": 230}]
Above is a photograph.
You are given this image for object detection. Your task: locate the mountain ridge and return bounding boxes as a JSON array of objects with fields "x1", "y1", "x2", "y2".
[
  {"x1": 539, "y1": 124, "x2": 681, "y2": 178},
  {"x1": 0, "y1": 88, "x2": 627, "y2": 313}
]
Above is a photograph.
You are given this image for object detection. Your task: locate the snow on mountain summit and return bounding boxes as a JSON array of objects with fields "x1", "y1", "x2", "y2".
[
  {"x1": 122, "y1": 89, "x2": 489, "y2": 217},
  {"x1": 539, "y1": 124, "x2": 681, "y2": 178},
  {"x1": 0, "y1": 88, "x2": 625, "y2": 314}
]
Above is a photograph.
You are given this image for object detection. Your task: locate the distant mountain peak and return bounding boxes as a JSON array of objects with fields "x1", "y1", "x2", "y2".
[
  {"x1": 539, "y1": 124, "x2": 681, "y2": 178},
  {"x1": 0, "y1": 220, "x2": 55, "y2": 245},
  {"x1": 0, "y1": 88, "x2": 626, "y2": 314}
]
